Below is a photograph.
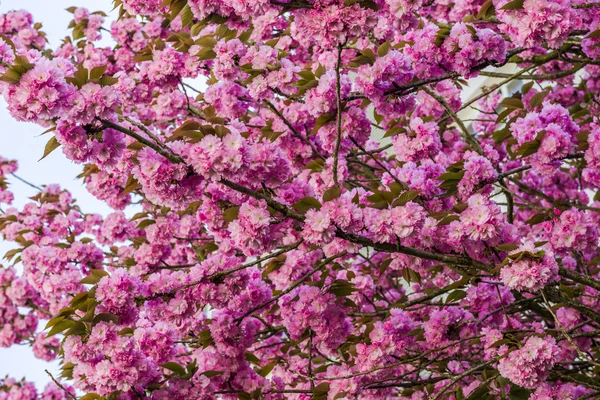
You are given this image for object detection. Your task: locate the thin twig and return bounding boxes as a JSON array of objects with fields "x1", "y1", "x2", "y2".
[
  {"x1": 541, "y1": 290, "x2": 600, "y2": 368},
  {"x1": 235, "y1": 251, "x2": 347, "y2": 323},
  {"x1": 430, "y1": 359, "x2": 497, "y2": 400},
  {"x1": 99, "y1": 118, "x2": 184, "y2": 164},
  {"x1": 423, "y1": 86, "x2": 484, "y2": 156},
  {"x1": 11, "y1": 173, "x2": 42, "y2": 191},
  {"x1": 45, "y1": 370, "x2": 76, "y2": 400}
]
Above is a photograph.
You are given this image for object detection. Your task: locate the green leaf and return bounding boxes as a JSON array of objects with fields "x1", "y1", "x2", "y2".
[
  {"x1": 73, "y1": 65, "x2": 89, "y2": 86},
  {"x1": 466, "y1": 384, "x2": 490, "y2": 400},
  {"x1": 80, "y1": 269, "x2": 109, "y2": 285},
  {"x1": 137, "y1": 219, "x2": 156, "y2": 229},
  {"x1": 499, "y1": 97, "x2": 524, "y2": 109},
  {"x1": 438, "y1": 171, "x2": 465, "y2": 181},
  {"x1": 223, "y1": 206, "x2": 240, "y2": 223},
  {"x1": 433, "y1": 28, "x2": 450, "y2": 47},
  {"x1": 407, "y1": 328, "x2": 424, "y2": 336},
  {"x1": 525, "y1": 213, "x2": 549, "y2": 225},
  {"x1": 437, "y1": 215, "x2": 460, "y2": 226},
  {"x1": 170, "y1": 0, "x2": 187, "y2": 19},
  {"x1": 490, "y1": 338, "x2": 512, "y2": 348},
  {"x1": 349, "y1": 54, "x2": 375, "y2": 67},
  {"x1": 162, "y1": 362, "x2": 186, "y2": 376},
  {"x1": 495, "y1": 243, "x2": 519, "y2": 252},
  {"x1": 259, "y1": 361, "x2": 277, "y2": 377},
  {"x1": 373, "y1": 109, "x2": 384, "y2": 125},
  {"x1": 44, "y1": 316, "x2": 66, "y2": 330},
  {"x1": 39, "y1": 136, "x2": 61, "y2": 161},
  {"x1": 313, "y1": 382, "x2": 330, "y2": 395},
  {"x1": 47, "y1": 320, "x2": 75, "y2": 337},
  {"x1": 315, "y1": 64, "x2": 326, "y2": 78},
  {"x1": 69, "y1": 292, "x2": 89, "y2": 308},
  {"x1": 453, "y1": 203, "x2": 469, "y2": 213},
  {"x1": 72, "y1": 23, "x2": 85, "y2": 40},
  {"x1": 402, "y1": 267, "x2": 421, "y2": 284},
  {"x1": 476, "y1": 0, "x2": 495, "y2": 19},
  {"x1": 196, "y1": 48, "x2": 216, "y2": 60},
  {"x1": 293, "y1": 196, "x2": 322, "y2": 213},
  {"x1": 245, "y1": 352, "x2": 260, "y2": 364},
  {"x1": 64, "y1": 321, "x2": 88, "y2": 336},
  {"x1": 577, "y1": 130, "x2": 590, "y2": 152},
  {"x1": 445, "y1": 290, "x2": 467, "y2": 304},
  {"x1": 383, "y1": 126, "x2": 407, "y2": 138},
  {"x1": 586, "y1": 29, "x2": 600, "y2": 39},
  {"x1": 323, "y1": 185, "x2": 341, "y2": 202},
  {"x1": 3, "y1": 248, "x2": 21, "y2": 261},
  {"x1": 377, "y1": 41, "x2": 391, "y2": 57},
  {"x1": 509, "y1": 385, "x2": 531, "y2": 400},
  {"x1": 180, "y1": 5, "x2": 194, "y2": 27},
  {"x1": 361, "y1": 48, "x2": 376, "y2": 63},
  {"x1": 393, "y1": 190, "x2": 420, "y2": 207},
  {"x1": 202, "y1": 370, "x2": 225, "y2": 377},
  {"x1": 311, "y1": 112, "x2": 336, "y2": 134},
  {"x1": 79, "y1": 394, "x2": 102, "y2": 400},
  {"x1": 515, "y1": 139, "x2": 541, "y2": 158},
  {"x1": 521, "y1": 81, "x2": 534, "y2": 94},
  {"x1": 0, "y1": 68, "x2": 23, "y2": 84},
  {"x1": 131, "y1": 212, "x2": 149, "y2": 221},
  {"x1": 89, "y1": 65, "x2": 107, "y2": 80},
  {"x1": 99, "y1": 75, "x2": 119, "y2": 86},
  {"x1": 500, "y1": 0, "x2": 524, "y2": 10},
  {"x1": 495, "y1": 107, "x2": 516, "y2": 123},
  {"x1": 119, "y1": 327, "x2": 135, "y2": 336},
  {"x1": 329, "y1": 280, "x2": 357, "y2": 296},
  {"x1": 529, "y1": 91, "x2": 549, "y2": 109},
  {"x1": 93, "y1": 313, "x2": 119, "y2": 325},
  {"x1": 122, "y1": 175, "x2": 140, "y2": 194},
  {"x1": 492, "y1": 127, "x2": 512, "y2": 143}
]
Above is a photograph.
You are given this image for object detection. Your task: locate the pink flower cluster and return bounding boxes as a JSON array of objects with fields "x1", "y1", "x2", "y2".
[
  {"x1": 4, "y1": 57, "x2": 76, "y2": 123},
  {"x1": 500, "y1": 243, "x2": 558, "y2": 292},
  {"x1": 363, "y1": 201, "x2": 426, "y2": 243},
  {"x1": 494, "y1": 0, "x2": 577, "y2": 48},
  {"x1": 279, "y1": 285, "x2": 352, "y2": 355},
  {"x1": 457, "y1": 151, "x2": 498, "y2": 199},
  {"x1": 63, "y1": 322, "x2": 161, "y2": 396},
  {"x1": 0, "y1": 10, "x2": 45, "y2": 48},
  {"x1": 583, "y1": 123, "x2": 600, "y2": 186},
  {"x1": 510, "y1": 102, "x2": 579, "y2": 174},
  {"x1": 0, "y1": 266, "x2": 37, "y2": 347},
  {"x1": 291, "y1": 4, "x2": 376, "y2": 50},
  {"x1": 392, "y1": 117, "x2": 442, "y2": 162},
  {"x1": 498, "y1": 336, "x2": 559, "y2": 389},
  {"x1": 550, "y1": 207, "x2": 599, "y2": 254},
  {"x1": 72, "y1": 8, "x2": 104, "y2": 41},
  {"x1": 441, "y1": 23, "x2": 507, "y2": 77},
  {"x1": 0, "y1": 156, "x2": 17, "y2": 204},
  {"x1": 0, "y1": 0, "x2": 596, "y2": 398},
  {"x1": 0, "y1": 378, "x2": 74, "y2": 400}
]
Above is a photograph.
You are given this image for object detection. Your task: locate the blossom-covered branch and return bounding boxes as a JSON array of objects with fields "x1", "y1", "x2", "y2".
[{"x1": 1, "y1": 0, "x2": 600, "y2": 399}]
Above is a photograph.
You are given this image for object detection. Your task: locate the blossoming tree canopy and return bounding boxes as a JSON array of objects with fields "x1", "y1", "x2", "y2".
[{"x1": 4, "y1": 0, "x2": 600, "y2": 399}]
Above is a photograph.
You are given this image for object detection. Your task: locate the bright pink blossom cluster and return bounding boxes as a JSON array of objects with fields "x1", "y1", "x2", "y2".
[{"x1": 0, "y1": 1, "x2": 599, "y2": 399}]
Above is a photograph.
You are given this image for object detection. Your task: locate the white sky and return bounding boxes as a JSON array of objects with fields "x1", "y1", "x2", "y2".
[{"x1": 0, "y1": 0, "x2": 114, "y2": 389}]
